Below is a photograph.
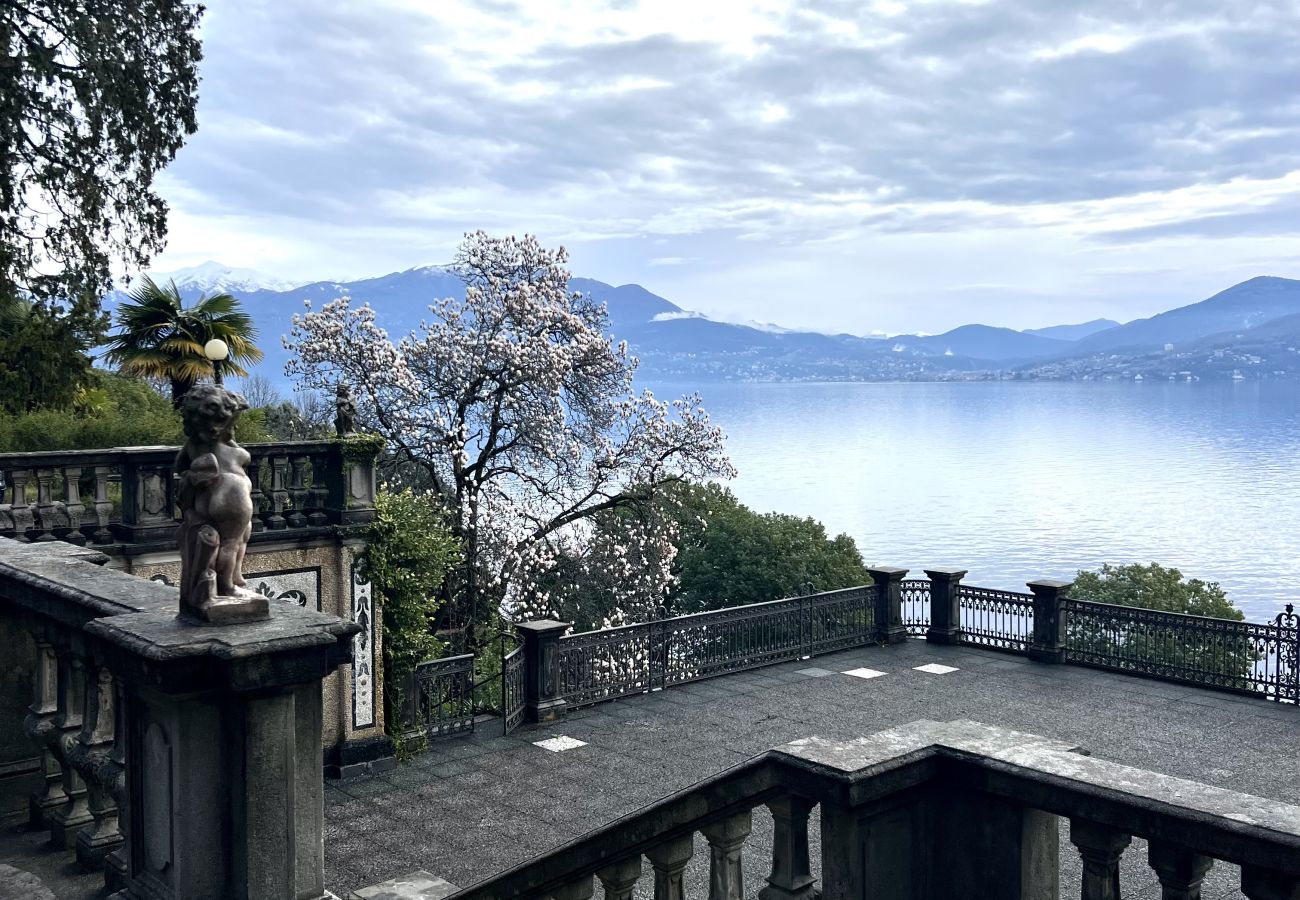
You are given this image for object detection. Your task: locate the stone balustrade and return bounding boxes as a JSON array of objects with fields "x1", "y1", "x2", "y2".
[
  {"x1": 0, "y1": 438, "x2": 377, "y2": 548},
  {"x1": 0, "y1": 537, "x2": 358, "y2": 900},
  {"x1": 447, "y1": 719, "x2": 1300, "y2": 900}
]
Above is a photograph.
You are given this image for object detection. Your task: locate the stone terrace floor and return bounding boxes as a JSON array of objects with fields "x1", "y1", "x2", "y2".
[
  {"x1": 324, "y1": 639, "x2": 1300, "y2": 900},
  {"x1": 4, "y1": 638, "x2": 1297, "y2": 899}
]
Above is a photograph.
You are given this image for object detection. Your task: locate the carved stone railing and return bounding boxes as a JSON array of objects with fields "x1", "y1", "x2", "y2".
[
  {"x1": 0, "y1": 439, "x2": 377, "y2": 549},
  {"x1": 0, "y1": 537, "x2": 357, "y2": 899},
  {"x1": 445, "y1": 719, "x2": 1300, "y2": 900}
]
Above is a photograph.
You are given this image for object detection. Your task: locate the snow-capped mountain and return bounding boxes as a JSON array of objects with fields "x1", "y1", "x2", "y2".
[{"x1": 135, "y1": 261, "x2": 306, "y2": 294}]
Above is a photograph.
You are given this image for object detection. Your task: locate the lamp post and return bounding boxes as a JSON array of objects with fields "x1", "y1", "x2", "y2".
[{"x1": 204, "y1": 338, "x2": 229, "y2": 386}]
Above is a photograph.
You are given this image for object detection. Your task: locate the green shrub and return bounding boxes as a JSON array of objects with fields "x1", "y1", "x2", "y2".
[
  {"x1": 366, "y1": 488, "x2": 459, "y2": 733},
  {"x1": 0, "y1": 371, "x2": 271, "y2": 451}
]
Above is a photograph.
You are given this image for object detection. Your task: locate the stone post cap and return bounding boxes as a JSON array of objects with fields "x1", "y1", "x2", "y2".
[
  {"x1": 1026, "y1": 579, "x2": 1073, "y2": 593},
  {"x1": 865, "y1": 566, "x2": 908, "y2": 581},
  {"x1": 923, "y1": 567, "x2": 968, "y2": 579},
  {"x1": 84, "y1": 603, "x2": 359, "y2": 694},
  {"x1": 515, "y1": 619, "x2": 572, "y2": 636}
]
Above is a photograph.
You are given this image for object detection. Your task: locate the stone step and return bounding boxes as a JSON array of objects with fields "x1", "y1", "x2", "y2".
[{"x1": 350, "y1": 870, "x2": 459, "y2": 900}]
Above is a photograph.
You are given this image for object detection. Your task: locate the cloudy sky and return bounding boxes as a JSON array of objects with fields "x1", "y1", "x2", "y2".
[{"x1": 151, "y1": 0, "x2": 1300, "y2": 334}]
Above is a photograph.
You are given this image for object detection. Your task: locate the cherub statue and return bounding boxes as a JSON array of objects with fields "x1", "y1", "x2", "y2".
[
  {"x1": 335, "y1": 382, "x2": 357, "y2": 436},
  {"x1": 175, "y1": 384, "x2": 269, "y2": 624}
]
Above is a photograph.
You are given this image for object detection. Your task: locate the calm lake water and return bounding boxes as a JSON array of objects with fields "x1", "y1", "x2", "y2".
[{"x1": 667, "y1": 380, "x2": 1300, "y2": 624}]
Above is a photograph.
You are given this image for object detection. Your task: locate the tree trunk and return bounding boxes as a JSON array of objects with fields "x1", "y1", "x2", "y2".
[{"x1": 169, "y1": 376, "x2": 195, "y2": 409}]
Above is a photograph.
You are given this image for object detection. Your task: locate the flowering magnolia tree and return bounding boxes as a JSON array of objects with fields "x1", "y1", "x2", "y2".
[{"x1": 284, "y1": 232, "x2": 734, "y2": 630}]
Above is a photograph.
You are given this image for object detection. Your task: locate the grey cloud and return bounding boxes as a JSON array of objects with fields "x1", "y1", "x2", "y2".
[{"x1": 167, "y1": 0, "x2": 1300, "y2": 255}]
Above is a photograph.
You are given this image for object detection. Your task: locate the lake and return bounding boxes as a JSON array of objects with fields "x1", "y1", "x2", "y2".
[{"x1": 666, "y1": 380, "x2": 1300, "y2": 624}]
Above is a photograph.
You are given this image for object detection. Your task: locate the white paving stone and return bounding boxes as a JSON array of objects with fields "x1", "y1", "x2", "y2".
[
  {"x1": 913, "y1": 663, "x2": 960, "y2": 674},
  {"x1": 842, "y1": 667, "x2": 888, "y2": 680},
  {"x1": 533, "y1": 735, "x2": 588, "y2": 752}
]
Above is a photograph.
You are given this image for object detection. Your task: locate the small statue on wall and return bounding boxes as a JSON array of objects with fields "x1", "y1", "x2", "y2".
[
  {"x1": 175, "y1": 384, "x2": 269, "y2": 624},
  {"x1": 335, "y1": 382, "x2": 357, "y2": 436}
]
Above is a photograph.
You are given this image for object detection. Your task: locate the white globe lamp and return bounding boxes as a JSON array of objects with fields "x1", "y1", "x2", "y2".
[{"x1": 204, "y1": 338, "x2": 230, "y2": 385}]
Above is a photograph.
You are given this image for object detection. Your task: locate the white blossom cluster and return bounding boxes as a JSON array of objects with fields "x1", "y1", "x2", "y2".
[{"x1": 284, "y1": 231, "x2": 734, "y2": 628}]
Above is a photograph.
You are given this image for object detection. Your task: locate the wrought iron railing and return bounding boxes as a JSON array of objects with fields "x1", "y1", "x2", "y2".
[
  {"x1": 558, "y1": 587, "x2": 878, "y2": 709},
  {"x1": 900, "y1": 579, "x2": 930, "y2": 636},
  {"x1": 404, "y1": 653, "x2": 476, "y2": 739},
  {"x1": 502, "y1": 639, "x2": 526, "y2": 735},
  {"x1": 1063, "y1": 599, "x2": 1299, "y2": 703},
  {"x1": 958, "y1": 585, "x2": 1035, "y2": 652}
]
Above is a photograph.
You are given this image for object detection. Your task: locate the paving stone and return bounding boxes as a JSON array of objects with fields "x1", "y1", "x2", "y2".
[
  {"x1": 913, "y1": 663, "x2": 960, "y2": 674},
  {"x1": 842, "y1": 666, "x2": 888, "y2": 679},
  {"x1": 351, "y1": 869, "x2": 458, "y2": 899}
]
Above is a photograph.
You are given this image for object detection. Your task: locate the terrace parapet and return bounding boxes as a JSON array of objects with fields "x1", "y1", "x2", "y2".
[
  {"x1": 446, "y1": 719, "x2": 1300, "y2": 900},
  {"x1": 0, "y1": 439, "x2": 378, "y2": 552},
  {"x1": 0, "y1": 537, "x2": 357, "y2": 900}
]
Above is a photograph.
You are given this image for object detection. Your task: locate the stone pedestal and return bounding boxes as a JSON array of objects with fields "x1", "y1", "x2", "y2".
[
  {"x1": 1027, "y1": 579, "x2": 1071, "y2": 664},
  {"x1": 924, "y1": 568, "x2": 967, "y2": 645},
  {"x1": 518, "y1": 619, "x2": 570, "y2": 724},
  {"x1": 82, "y1": 602, "x2": 357, "y2": 900},
  {"x1": 866, "y1": 567, "x2": 909, "y2": 645}
]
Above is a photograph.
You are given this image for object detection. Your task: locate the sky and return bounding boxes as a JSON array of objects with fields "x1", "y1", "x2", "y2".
[{"x1": 150, "y1": 0, "x2": 1300, "y2": 335}]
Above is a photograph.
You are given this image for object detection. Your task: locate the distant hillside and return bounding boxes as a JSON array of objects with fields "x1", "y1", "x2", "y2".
[
  {"x1": 1024, "y1": 318, "x2": 1120, "y2": 341},
  {"x1": 104, "y1": 265, "x2": 1300, "y2": 386},
  {"x1": 891, "y1": 324, "x2": 1067, "y2": 362},
  {"x1": 1068, "y1": 277, "x2": 1300, "y2": 354}
]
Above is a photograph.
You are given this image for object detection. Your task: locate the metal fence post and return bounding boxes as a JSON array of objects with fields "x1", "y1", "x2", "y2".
[
  {"x1": 924, "y1": 568, "x2": 967, "y2": 645},
  {"x1": 1027, "y1": 579, "x2": 1072, "y2": 663},
  {"x1": 866, "y1": 567, "x2": 909, "y2": 644},
  {"x1": 517, "y1": 619, "x2": 570, "y2": 724}
]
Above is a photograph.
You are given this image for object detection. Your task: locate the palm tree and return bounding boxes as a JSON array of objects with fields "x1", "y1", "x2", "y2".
[{"x1": 104, "y1": 277, "x2": 263, "y2": 407}]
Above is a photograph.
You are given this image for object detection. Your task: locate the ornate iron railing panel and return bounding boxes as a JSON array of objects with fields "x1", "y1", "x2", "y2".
[
  {"x1": 502, "y1": 640, "x2": 526, "y2": 735},
  {"x1": 900, "y1": 579, "x2": 931, "y2": 636},
  {"x1": 804, "y1": 587, "x2": 876, "y2": 656},
  {"x1": 557, "y1": 622, "x2": 656, "y2": 708},
  {"x1": 1062, "y1": 599, "x2": 1300, "y2": 702},
  {"x1": 407, "y1": 653, "x2": 476, "y2": 738},
  {"x1": 661, "y1": 597, "x2": 805, "y2": 686},
  {"x1": 959, "y1": 585, "x2": 1035, "y2": 652}
]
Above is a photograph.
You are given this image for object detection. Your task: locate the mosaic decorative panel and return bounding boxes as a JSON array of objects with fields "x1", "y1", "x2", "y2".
[
  {"x1": 245, "y1": 567, "x2": 322, "y2": 611},
  {"x1": 351, "y1": 556, "x2": 375, "y2": 729}
]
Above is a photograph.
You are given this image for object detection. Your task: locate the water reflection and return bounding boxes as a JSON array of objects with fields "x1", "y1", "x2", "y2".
[{"x1": 667, "y1": 380, "x2": 1300, "y2": 623}]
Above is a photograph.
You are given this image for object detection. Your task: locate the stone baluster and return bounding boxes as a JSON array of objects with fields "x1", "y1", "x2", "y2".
[
  {"x1": 646, "y1": 834, "x2": 694, "y2": 900},
  {"x1": 1070, "y1": 819, "x2": 1131, "y2": 900},
  {"x1": 546, "y1": 875, "x2": 595, "y2": 899},
  {"x1": 1241, "y1": 866, "x2": 1300, "y2": 900},
  {"x1": 62, "y1": 465, "x2": 86, "y2": 543},
  {"x1": 596, "y1": 857, "x2": 643, "y2": 900},
  {"x1": 307, "y1": 451, "x2": 330, "y2": 526},
  {"x1": 761, "y1": 796, "x2": 817, "y2": 900},
  {"x1": 48, "y1": 646, "x2": 94, "y2": 847},
  {"x1": 33, "y1": 467, "x2": 59, "y2": 541},
  {"x1": 70, "y1": 665, "x2": 124, "y2": 869},
  {"x1": 266, "y1": 455, "x2": 290, "y2": 529},
  {"x1": 25, "y1": 638, "x2": 67, "y2": 826},
  {"x1": 91, "y1": 465, "x2": 114, "y2": 544},
  {"x1": 8, "y1": 467, "x2": 35, "y2": 539},
  {"x1": 702, "y1": 810, "x2": 753, "y2": 900},
  {"x1": 1147, "y1": 840, "x2": 1214, "y2": 900},
  {"x1": 104, "y1": 676, "x2": 130, "y2": 893},
  {"x1": 247, "y1": 456, "x2": 266, "y2": 532},
  {"x1": 287, "y1": 455, "x2": 310, "y2": 528}
]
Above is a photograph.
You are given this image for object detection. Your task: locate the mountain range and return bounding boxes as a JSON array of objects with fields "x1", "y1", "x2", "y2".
[{"x1": 115, "y1": 262, "x2": 1300, "y2": 387}]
